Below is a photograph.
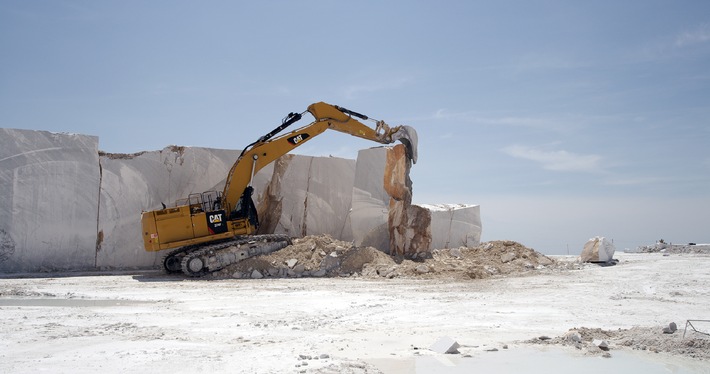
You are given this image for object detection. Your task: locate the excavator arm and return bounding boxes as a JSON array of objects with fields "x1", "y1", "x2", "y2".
[
  {"x1": 141, "y1": 101, "x2": 417, "y2": 276},
  {"x1": 220, "y1": 101, "x2": 418, "y2": 218}
]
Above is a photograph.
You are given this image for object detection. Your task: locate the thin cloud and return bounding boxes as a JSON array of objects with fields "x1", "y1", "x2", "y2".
[
  {"x1": 675, "y1": 23, "x2": 710, "y2": 47},
  {"x1": 502, "y1": 144, "x2": 604, "y2": 173},
  {"x1": 604, "y1": 177, "x2": 666, "y2": 186},
  {"x1": 428, "y1": 109, "x2": 579, "y2": 133},
  {"x1": 432, "y1": 108, "x2": 549, "y2": 126},
  {"x1": 343, "y1": 77, "x2": 411, "y2": 99}
]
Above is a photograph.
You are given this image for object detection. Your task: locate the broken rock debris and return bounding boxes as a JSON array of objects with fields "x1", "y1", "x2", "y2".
[{"x1": 218, "y1": 235, "x2": 556, "y2": 280}]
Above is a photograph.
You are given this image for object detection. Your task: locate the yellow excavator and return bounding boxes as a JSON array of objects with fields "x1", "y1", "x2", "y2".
[{"x1": 141, "y1": 102, "x2": 417, "y2": 276}]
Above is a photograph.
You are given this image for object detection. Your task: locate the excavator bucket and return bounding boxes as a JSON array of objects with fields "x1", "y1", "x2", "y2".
[{"x1": 391, "y1": 125, "x2": 418, "y2": 164}]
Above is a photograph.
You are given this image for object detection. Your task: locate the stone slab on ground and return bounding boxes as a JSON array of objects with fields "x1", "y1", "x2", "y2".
[{"x1": 429, "y1": 336, "x2": 461, "y2": 354}]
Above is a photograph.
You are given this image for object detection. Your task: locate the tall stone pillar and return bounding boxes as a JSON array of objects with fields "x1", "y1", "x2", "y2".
[{"x1": 384, "y1": 144, "x2": 432, "y2": 257}]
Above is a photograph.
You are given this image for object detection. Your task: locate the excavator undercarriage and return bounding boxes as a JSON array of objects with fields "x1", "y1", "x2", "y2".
[{"x1": 162, "y1": 234, "x2": 292, "y2": 277}]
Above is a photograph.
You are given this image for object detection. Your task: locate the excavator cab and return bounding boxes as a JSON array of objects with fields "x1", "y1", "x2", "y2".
[{"x1": 230, "y1": 186, "x2": 259, "y2": 230}]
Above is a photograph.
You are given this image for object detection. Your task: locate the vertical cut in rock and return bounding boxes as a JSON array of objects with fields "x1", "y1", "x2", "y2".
[{"x1": 257, "y1": 154, "x2": 293, "y2": 234}]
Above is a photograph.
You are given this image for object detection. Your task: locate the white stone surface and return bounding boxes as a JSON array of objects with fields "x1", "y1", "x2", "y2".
[
  {"x1": 1, "y1": 128, "x2": 483, "y2": 271},
  {"x1": 429, "y1": 336, "x2": 460, "y2": 354},
  {"x1": 350, "y1": 147, "x2": 390, "y2": 250},
  {"x1": 350, "y1": 147, "x2": 482, "y2": 253},
  {"x1": 423, "y1": 204, "x2": 482, "y2": 249},
  {"x1": 263, "y1": 155, "x2": 355, "y2": 240},
  {"x1": 96, "y1": 147, "x2": 252, "y2": 269},
  {"x1": 0, "y1": 129, "x2": 100, "y2": 272}
]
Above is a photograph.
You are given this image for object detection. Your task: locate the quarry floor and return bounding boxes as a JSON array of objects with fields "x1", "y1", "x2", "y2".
[{"x1": 1, "y1": 253, "x2": 709, "y2": 373}]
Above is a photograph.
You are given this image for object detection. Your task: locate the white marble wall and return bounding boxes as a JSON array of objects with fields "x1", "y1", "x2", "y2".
[
  {"x1": 350, "y1": 147, "x2": 391, "y2": 250},
  {"x1": 258, "y1": 154, "x2": 355, "y2": 240},
  {"x1": 96, "y1": 147, "x2": 262, "y2": 269},
  {"x1": 0, "y1": 128, "x2": 482, "y2": 272},
  {"x1": 423, "y1": 204, "x2": 482, "y2": 249}
]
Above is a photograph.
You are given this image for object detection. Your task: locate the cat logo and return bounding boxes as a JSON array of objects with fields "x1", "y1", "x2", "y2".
[
  {"x1": 209, "y1": 213, "x2": 223, "y2": 223},
  {"x1": 287, "y1": 133, "x2": 310, "y2": 145}
]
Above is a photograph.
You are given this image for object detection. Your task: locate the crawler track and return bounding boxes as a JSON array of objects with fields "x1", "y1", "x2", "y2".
[{"x1": 161, "y1": 234, "x2": 292, "y2": 277}]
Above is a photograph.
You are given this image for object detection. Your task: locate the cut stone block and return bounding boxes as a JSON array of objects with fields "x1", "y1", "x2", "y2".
[
  {"x1": 350, "y1": 147, "x2": 391, "y2": 251},
  {"x1": 96, "y1": 146, "x2": 248, "y2": 269},
  {"x1": 0, "y1": 129, "x2": 100, "y2": 272},
  {"x1": 258, "y1": 155, "x2": 355, "y2": 240},
  {"x1": 424, "y1": 204, "x2": 482, "y2": 249},
  {"x1": 580, "y1": 236, "x2": 616, "y2": 263},
  {"x1": 430, "y1": 336, "x2": 460, "y2": 354}
]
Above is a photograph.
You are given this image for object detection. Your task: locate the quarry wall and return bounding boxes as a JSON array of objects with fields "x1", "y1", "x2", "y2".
[{"x1": 1, "y1": 128, "x2": 481, "y2": 272}]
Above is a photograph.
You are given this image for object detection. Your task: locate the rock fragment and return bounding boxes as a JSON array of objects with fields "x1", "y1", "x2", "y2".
[
  {"x1": 415, "y1": 264, "x2": 430, "y2": 274},
  {"x1": 500, "y1": 252, "x2": 516, "y2": 263},
  {"x1": 430, "y1": 336, "x2": 460, "y2": 354},
  {"x1": 662, "y1": 322, "x2": 678, "y2": 334},
  {"x1": 564, "y1": 331, "x2": 582, "y2": 343},
  {"x1": 449, "y1": 247, "x2": 463, "y2": 258},
  {"x1": 592, "y1": 339, "x2": 609, "y2": 351}
]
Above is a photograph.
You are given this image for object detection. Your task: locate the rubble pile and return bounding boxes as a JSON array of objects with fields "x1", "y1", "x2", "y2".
[
  {"x1": 527, "y1": 326, "x2": 710, "y2": 360},
  {"x1": 633, "y1": 243, "x2": 710, "y2": 254},
  {"x1": 214, "y1": 235, "x2": 558, "y2": 280}
]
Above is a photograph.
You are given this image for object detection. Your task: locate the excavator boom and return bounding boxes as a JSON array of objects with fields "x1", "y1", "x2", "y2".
[{"x1": 221, "y1": 102, "x2": 417, "y2": 216}]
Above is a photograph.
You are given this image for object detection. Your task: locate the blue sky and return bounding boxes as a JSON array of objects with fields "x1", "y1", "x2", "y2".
[{"x1": 2, "y1": 1, "x2": 709, "y2": 254}]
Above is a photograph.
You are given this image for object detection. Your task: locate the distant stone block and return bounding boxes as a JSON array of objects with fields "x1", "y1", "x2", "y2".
[{"x1": 580, "y1": 236, "x2": 616, "y2": 263}]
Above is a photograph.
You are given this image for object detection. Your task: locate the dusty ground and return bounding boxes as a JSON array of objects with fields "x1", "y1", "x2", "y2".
[{"x1": 1, "y1": 251, "x2": 709, "y2": 373}]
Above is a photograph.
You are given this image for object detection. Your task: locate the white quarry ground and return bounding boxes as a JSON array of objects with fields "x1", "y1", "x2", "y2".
[{"x1": 1, "y1": 253, "x2": 708, "y2": 373}]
